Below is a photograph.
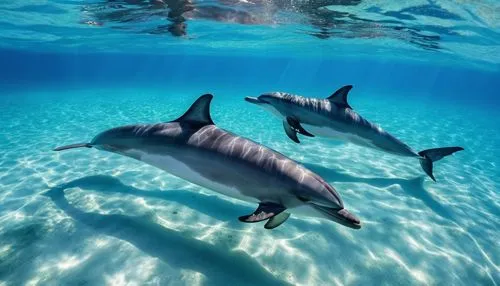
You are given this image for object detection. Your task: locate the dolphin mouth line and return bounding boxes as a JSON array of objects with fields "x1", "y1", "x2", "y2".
[
  {"x1": 313, "y1": 205, "x2": 361, "y2": 229},
  {"x1": 244, "y1": 96, "x2": 265, "y2": 104}
]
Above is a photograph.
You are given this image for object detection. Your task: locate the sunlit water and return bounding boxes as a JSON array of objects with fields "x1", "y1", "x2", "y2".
[{"x1": 1, "y1": 1, "x2": 500, "y2": 286}]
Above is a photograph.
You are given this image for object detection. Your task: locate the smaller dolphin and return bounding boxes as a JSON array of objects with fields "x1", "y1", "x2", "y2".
[
  {"x1": 54, "y1": 94, "x2": 361, "y2": 229},
  {"x1": 245, "y1": 86, "x2": 464, "y2": 181}
]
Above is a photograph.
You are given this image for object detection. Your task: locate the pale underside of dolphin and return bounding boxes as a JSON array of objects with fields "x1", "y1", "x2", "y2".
[
  {"x1": 245, "y1": 86, "x2": 464, "y2": 182},
  {"x1": 54, "y1": 94, "x2": 361, "y2": 230}
]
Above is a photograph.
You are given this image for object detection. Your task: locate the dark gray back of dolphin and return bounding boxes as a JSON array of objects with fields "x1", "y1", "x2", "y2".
[{"x1": 54, "y1": 94, "x2": 361, "y2": 230}]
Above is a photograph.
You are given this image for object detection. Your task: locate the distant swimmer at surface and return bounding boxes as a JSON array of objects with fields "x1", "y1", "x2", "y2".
[
  {"x1": 54, "y1": 94, "x2": 361, "y2": 230},
  {"x1": 245, "y1": 85, "x2": 464, "y2": 182}
]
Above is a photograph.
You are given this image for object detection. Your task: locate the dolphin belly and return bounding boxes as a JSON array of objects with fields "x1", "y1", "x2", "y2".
[
  {"x1": 302, "y1": 123, "x2": 379, "y2": 149},
  {"x1": 136, "y1": 151, "x2": 260, "y2": 204},
  {"x1": 287, "y1": 204, "x2": 324, "y2": 218},
  {"x1": 302, "y1": 123, "x2": 417, "y2": 157}
]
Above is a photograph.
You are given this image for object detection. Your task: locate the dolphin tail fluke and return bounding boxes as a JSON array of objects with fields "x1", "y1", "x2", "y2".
[
  {"x1": 418, "y1": 147, "x2": 464, "y2": 182},
  {"x1": 53, "y1": 143, "x2": 92, "y2": 151}
]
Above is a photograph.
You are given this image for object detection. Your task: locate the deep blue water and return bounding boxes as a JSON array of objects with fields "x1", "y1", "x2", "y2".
[
  {"x1": 1, "y1": 1, "x2": 499, "y2": 286},
  {"x1": 2, "y1": 50, "x2": 499, "y2": 106}
]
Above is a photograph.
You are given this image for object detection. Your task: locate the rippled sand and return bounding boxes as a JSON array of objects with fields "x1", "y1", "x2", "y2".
[{"x1": 0, "y1": 87, "x2": 498, "y2": 285}]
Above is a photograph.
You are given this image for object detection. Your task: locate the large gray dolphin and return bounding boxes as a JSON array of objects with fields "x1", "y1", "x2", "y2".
[
  {"x1": 245, "y1": 85, "x2": 464, "y2": 182},
  {"x1": 54, "y1": 94, "x2": 361, "y2": 229}
]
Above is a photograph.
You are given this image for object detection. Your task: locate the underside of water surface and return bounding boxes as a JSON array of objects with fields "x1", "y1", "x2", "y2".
[{"x1": 1, "y1": 0, "x2": 499, "y2": 67}]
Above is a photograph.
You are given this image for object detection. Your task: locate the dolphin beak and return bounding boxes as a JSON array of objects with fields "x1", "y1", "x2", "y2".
[
  {"x1": 332, "y1": 208, "x2": 361, "y2": 229},
  {"x1": 313, "y1": 205, "x2": 361, "y2": 229},
  {"x1": 244, "y1": 96, "x2": 263, "y2": 105}
]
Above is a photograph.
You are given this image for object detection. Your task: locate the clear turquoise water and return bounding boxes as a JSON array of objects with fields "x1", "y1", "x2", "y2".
[
  {"x1": 1, "y1": 86, "x2": 499, "y2": 285},
  {"x1": 1, "y1": 1, "x2": 500, "y2": 286}
]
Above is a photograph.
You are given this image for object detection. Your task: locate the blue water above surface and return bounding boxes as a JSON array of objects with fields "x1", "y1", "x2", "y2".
[{"x1": 1, "y1": 1, "x2": 499, "y2": 286}]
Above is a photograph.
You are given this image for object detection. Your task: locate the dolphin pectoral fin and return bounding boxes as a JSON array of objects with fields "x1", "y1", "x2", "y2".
[
  {"x1": 286, "y1": 117, "x2": 314, "y2": 137},
  {"x1": 264, "y1": 212, "x2": 290, "y2": 229},
  {"x1": 327, "y1": 85, "x2": 353, "y2": 109},
  {"x1": 238, "y1": 202, "x2": 287, "y2": 223},
  {"x1": 283, "y1": 120, "x2": 300, "y2": 143}
]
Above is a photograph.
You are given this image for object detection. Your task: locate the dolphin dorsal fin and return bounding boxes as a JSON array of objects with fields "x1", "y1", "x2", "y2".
[
  {"x1": 173, "y1": 94, "x2": 214, "y2": 125},
  {"x1": 326, "y1": 85, "x2": 353, "y2": 109}
]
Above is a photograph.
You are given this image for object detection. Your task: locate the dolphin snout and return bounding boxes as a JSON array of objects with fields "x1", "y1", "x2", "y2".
[
  {"x1": 333, "y1": 208, "x2": 361, "y2": 229},
  {"x1": 336, "y1": 209, "x2": 361, "y2": 227},
  {"x1": 244, "y1": 96, "x2": 263, "y2": 104},
  {"x1": 313, "y1": 205, "x2": 361, "y2": 229}
]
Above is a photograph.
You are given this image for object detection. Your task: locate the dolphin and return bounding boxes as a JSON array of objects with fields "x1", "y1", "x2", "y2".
[
  {"x1": 245, "y1": 85, "x2": 464, "y2": 182},
  {"x1": 53, "y1": 94, "x2": 361, "y2": 230}
]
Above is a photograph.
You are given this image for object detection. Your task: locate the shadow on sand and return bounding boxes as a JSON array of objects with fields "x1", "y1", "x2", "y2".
[
  {"x1": 43, "y1": 164, "x2": 455, "y2": 284},
  {"x1": 44, "y1": 177, "x2": 290, "y2": 286},
  {"x1": 303, "y1": 163, "x2": 455, "y2": 222}
]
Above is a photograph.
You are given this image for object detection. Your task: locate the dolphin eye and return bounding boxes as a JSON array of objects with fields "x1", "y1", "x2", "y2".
[{"x1": 297, "y1": 196, "x2": 310, "y2": 202}]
